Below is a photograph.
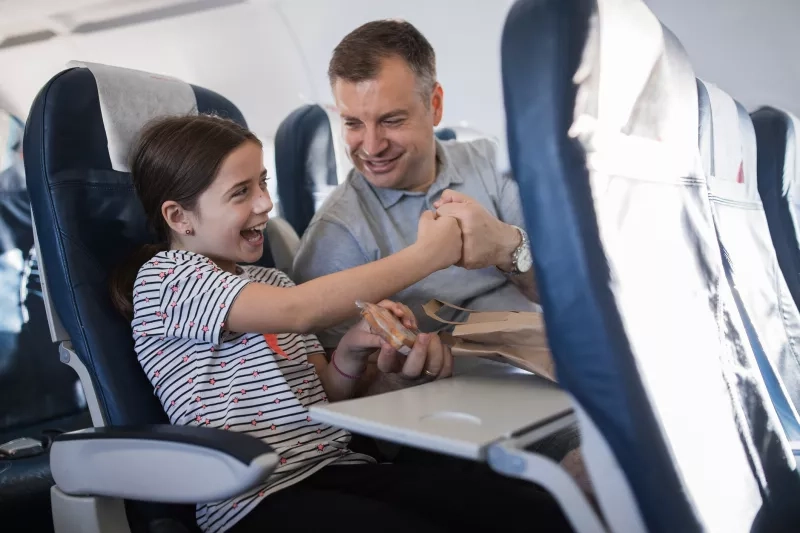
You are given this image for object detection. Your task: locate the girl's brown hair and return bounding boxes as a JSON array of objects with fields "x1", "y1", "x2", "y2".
[{"x1": 109, "y1": 114, "x2": 261, "y2": 320}]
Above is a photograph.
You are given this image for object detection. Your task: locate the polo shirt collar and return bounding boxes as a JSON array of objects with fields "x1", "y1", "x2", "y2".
[{"x1": 361, "y1": 139, "x2": 464, "y2": 209}]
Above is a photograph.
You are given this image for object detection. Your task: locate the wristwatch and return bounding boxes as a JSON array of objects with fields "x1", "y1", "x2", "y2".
[{"x1": 506, "y1": 225, "x2": 533, "y2": 274}]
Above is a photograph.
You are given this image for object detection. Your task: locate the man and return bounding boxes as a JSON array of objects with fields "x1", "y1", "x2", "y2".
[
  {"x1": 293, "y1": 19, "x2": 537, "y2": 350},
  {"x1": 292, "y1": 22, "x2": 589, "y2": 492}
]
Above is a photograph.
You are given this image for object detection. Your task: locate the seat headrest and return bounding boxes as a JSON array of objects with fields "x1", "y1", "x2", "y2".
[
  {"x1": 698, "y1": 80, "x2": 760, "y2": 203},
  {"x1": 65, "y1": 61, "x2": 198, "y2": 172},
  {"x1": 434, "y1": 127, "x2": 457, "y2": 141},
  {"x1": 274, "y1": 104, "x2": 339, "y2": 235},
  {"x1": 567, "y1": 1, "x2": 700, "y2": 180},
  {"x1": 572, "y1": 0, "x2": 697, "y2": 152},
  {"x1": 751, "y1": 106, "x2": 800, "y2": 199}
]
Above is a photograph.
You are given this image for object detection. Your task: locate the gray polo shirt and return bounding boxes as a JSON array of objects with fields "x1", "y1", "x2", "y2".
[{"x1": 292, "y1": 138, "x2": 536, "y2": 348}]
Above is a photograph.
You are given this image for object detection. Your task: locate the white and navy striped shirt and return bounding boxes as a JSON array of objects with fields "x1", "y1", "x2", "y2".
[{"x1": 132, "y1": 250, "x2": 374, "y2": 533}]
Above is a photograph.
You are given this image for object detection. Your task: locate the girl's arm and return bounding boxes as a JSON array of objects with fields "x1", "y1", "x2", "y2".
[{"x1": 227, "y1": 211, "x2": 461, "y2": 334}]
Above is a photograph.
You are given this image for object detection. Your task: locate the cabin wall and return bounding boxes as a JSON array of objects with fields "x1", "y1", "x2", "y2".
[
  {"x1": 0, "y1": 1, "x2": 514, "y2": 145},
  {"x1": 645, "y1": 0, "x2": 800, "y2": 118},
  {"x1": 0, "y1": 0, "x2": 798, "y2": 173}
]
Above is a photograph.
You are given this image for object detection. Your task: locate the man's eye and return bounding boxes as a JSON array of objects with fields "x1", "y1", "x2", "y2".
[
  {"x1": 259, "y1": 178, "x2": 269, "y2": 191},
  {"x1": 384, "y1": 119, "x2": 403, "y2": 126}
]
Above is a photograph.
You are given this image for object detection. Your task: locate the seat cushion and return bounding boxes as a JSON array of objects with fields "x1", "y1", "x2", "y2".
[{"x1": 0, "y1": 409, "x2": 92, "y2": 533}]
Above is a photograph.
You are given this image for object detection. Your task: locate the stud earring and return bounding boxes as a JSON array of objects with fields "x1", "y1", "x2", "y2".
[{"x1": 185, "y1": 229, "x2": 193, "y2": 235}]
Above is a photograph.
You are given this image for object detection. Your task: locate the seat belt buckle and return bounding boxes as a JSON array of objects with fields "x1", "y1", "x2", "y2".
[{"x1": 0, "y1": 437, "x2": 45, "y2": 458}]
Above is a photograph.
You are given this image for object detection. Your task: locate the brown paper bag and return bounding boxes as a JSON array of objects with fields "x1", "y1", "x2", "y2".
[{"x1": 422, "y1": 299, "x2": 557, "y2": 382}]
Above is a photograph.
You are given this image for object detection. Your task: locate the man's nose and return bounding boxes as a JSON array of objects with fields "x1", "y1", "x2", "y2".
[{"x1": 361, "y1": 126, "x2": 389, "y2": 157}]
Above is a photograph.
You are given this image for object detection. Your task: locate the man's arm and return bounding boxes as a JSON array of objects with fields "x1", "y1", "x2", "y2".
[
  {"x1": 434, "y1": 189, "x2": 540, "y2": 304},
  {"x1": 292, "y1": 219, "x2": 373, "y2": 348}
]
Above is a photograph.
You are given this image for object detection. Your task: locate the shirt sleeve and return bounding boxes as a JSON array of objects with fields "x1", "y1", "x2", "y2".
[
  {"x1": 158, "y1": 255, "x2": 251, "y2": 345},
  {"x1": 497, "y1": 172, "x2": 526, "y2": 229},
  {"x1": 474, "y1": 137, "x2": 526, "y2": 229},
  {"x1": 291, "y1": 219, "x2": 367, "y2": 349},
  {"x1": 270, "y1": 269, "x2": 327, "y2": 355}
]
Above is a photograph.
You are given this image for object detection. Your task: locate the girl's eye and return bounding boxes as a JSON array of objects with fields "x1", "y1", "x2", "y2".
[{"x1": 233, "y1": 186, "x2": 248, "y2": 197}]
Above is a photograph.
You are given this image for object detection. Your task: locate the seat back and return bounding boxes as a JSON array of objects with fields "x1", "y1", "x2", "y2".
[
  {"x1": 502, "y1": 0, "x2": 800, "y2": 531},
  {"x1": 699, "y1": 82, "x2": 800, "y2": 441},
  {"x1": 0, "y1": 110, "x2": 86, "y2": 431},
  {"x1": 24, "y1": 62, "x2": 274, "y2": 430},
  {"x1": 751, "y1": 107, "x2": 800, "y2": 313},
  {"x1": 274, "y1": 104, "x2": 339, "y2": 237}
]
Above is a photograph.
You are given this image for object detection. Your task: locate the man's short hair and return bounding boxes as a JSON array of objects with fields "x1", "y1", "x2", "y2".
[{"x1": 328, "y1": 19, "x2": 437, "y2": 101}]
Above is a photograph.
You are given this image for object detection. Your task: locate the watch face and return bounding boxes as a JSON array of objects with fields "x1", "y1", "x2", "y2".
[{"x1": 516, "y1": 247, "x2": 533, "y2": 273}]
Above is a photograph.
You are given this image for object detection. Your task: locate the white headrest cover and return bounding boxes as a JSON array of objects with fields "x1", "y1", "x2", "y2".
[
  {"x1": 571, "y1": 0, "x2": 699, "y2": 178},
  {"x1": 703, "y1": 81, "x2": 760, "y2": 202},
  {"x1": 68, "y1": 61, "x2": 198, "y2": 172}
]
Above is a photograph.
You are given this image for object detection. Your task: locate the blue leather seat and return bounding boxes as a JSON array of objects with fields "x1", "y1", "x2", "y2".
[
  {"x1": 698, "y1": 81, "x2": 800, "y2": 442},
  {"x1": 434, "y1": 127, "x2": 457, "y2": 141},
  {"x1": 502, "y1": 0, "x2": 800, "y2": 531},
  {"x1": 24, "y1": 62, "x2": 277, "y2": 533},
  {"x1": 751, "y1": 107, "x2": 800, "y2": 312},
  {"x1": 274, "y1": 103, "x2": 462, "y2": 237},
  {"x1": 274, "y1": 104, "x2": 337, "y2": 237},
  {"x1": 0, "y1": 110, "x2": 90, "y2": 532}
]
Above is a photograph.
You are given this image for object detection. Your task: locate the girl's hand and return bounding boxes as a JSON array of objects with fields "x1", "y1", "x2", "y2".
[
  {"x1": 335, "y1": 300, "x2": 417, "y2": 365},
  {"x1": 414, "y1": 210, "x2": 463, "y2": 271}
]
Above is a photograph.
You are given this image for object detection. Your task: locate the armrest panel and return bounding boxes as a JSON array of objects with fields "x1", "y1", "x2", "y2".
[{"x1": 51, "y1": 425, "x2": 278, "y2": 504}]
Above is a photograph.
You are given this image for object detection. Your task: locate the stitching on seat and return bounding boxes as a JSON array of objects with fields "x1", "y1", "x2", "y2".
[{"x1": 50, "y1": 182, "x2": 134, "y2": 191}]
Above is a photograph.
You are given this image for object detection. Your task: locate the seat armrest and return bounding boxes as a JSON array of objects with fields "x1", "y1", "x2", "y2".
[{"x1": 51, "y1": 425, "x2": 278, "y2": 503}]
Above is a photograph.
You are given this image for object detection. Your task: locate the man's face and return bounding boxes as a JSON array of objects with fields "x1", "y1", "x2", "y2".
[{"x1": 333, "y1": 56, "x2": 443, "y2": 191}]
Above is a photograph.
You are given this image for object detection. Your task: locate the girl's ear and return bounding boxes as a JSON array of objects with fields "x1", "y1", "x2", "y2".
[{"x1": 162, "y1": 200, "x2": 193, "y2": 236}]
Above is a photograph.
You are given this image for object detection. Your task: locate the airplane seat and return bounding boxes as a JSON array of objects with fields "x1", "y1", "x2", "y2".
[
  {"x1": 274, "y1": 104, "x2": 338, "y2": 238},
  {"x1": 698, "y1": 82, "x2": 800, "y2": 442},
  {"x1": 751, "y1": 107, "x2": 800, "y2": 310},
  {"x1": 434, "y1": 127, "x2": 457, "y2": 141},
  {"x1": 0, "y1": 109, "x2": 91, "y2": 531},
  {"x1": 502, "y1": 0, "x2": 800, "y2": 531},
  {"x1": 24, "y1": 62, "x2": 278, "y2": 533}
]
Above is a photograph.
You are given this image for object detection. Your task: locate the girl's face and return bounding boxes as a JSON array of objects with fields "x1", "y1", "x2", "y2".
[{"x1": 171, "y1": 141, "x2": 273, "y2": 272}]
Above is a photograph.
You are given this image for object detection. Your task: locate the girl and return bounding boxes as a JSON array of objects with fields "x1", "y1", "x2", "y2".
[{"x1": 111, "y1": 114, "x2": 572, "y2": 533}]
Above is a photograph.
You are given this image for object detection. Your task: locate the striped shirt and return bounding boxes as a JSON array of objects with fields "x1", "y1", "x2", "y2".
[{"x1": 132, "y1": 250, "x2": 374, "y2": 533}]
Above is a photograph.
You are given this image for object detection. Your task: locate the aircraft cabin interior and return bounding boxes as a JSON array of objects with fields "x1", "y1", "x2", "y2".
[{"x1": 2, "y1": 0, "x2": 800, "y2": 532}]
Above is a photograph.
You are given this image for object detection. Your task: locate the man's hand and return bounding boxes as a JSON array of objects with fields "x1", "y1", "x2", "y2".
[
  {"x1": 433, "y1": 189, "x2": 521, "y2": 271},
  {"x1": 375, "y1": 332, "x2": 453, "y2": 381}
]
